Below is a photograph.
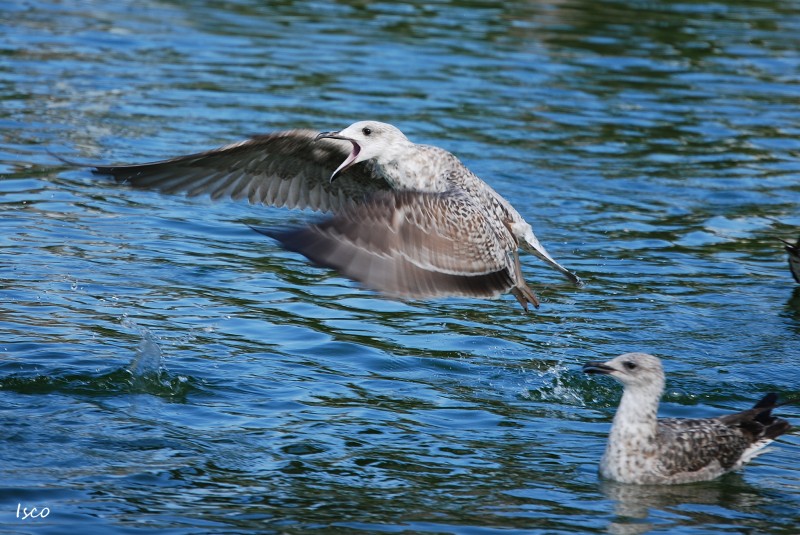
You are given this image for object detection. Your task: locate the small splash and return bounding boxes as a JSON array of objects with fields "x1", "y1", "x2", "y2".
[
  {"x1": 124, "y1": 324, "x2": 164, "y2": 378},
  {"x1": 520, "y1": 362, "x2": 590, "y2": 405},
  {"x1": 663, "y1": 388, "x2": 694, "y2": 403},
  {"x1": 0, "y1": 322, "x2": 195, "y2": 400},
  {"x1": 0, "y1": 367, "x2": 193, "y2": 400},
  {"x1": 119, "y1": 319, "x2": 192, "y2": 397}
]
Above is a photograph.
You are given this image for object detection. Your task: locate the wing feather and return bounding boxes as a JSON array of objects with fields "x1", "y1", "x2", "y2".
[
  {"x1": 259, "y1": 190, "x2": 525, "y2": 301},
  {"x1": 91, "y1": 129, "x2": 390, "y2": 213},
  {"x1": 657, "y1": 418, "x2": 749, "y2": 474}
]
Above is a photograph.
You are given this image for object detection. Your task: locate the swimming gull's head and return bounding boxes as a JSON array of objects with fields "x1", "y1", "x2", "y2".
[
  {"x1": 315, "y1": 121, "x2": 411, "y2": 181},
  {"x1": 583, "y1": 352, "x2": 665, "y2": 395}
]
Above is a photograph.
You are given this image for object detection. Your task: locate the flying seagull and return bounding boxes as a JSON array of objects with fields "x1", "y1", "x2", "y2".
[
  {"x1": 583, "y1": 352, "x2": 792, "y2": 485},
  {"x1": 87, "y1": 120, "x2": 581, "y2": 311},
  {"x1": 780, "y1": 236, "x2": 800, "y2": 283}
]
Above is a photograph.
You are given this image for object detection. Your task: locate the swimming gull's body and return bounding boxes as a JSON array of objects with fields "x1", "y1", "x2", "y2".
[
  {"x1": 87, "y1": 121, "x2": 581, "y2": 311},
  {"x1": 780, "y1": 236, "x2": 800, "y2": 283},
  {"x1": 583, "y1": 352, "x2": 792, "y2": 485}
]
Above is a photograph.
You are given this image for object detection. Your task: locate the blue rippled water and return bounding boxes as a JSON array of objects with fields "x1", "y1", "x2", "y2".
[{"x1": 2, "y1": 1, "x2": 799, "y2": 533}]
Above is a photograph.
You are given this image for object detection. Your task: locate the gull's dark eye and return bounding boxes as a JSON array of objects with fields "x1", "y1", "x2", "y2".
[
  {"x1": 362, "y1": 127, "x2": 372, "y2": 136},
  {"x1": 623, "y1": 361, "x2": 638, "y2": 371}
]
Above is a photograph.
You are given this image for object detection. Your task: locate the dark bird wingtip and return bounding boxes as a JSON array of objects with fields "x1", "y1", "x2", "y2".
[
  {"x1": 47, "y1": 149, "x2": 89, "y2": 168},
  {"x1": 46, "y1": 149, "x2": 119, "y2": 177},
  {"x1": 248, "y1": 225, "x2": 281, "y2": 240},
  {"x1": 248, "y1": 225, "x2": 309, "y2": 247},
  {"x1": 754, "y1": 393, "x2": 779, "y2": 408},
  {"x1": 754, "y1": 393, "x2": 800, "y2": 410},
  {"x1": 91, "y1": 165, "x2": 116, "y2": 176}
]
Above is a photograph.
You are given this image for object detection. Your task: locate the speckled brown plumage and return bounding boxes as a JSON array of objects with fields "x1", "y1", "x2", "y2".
[
  {"x1": 90, "y1": 121, "x2": 582, "y2": 311},
  {"x1": 583, "y1": 353, "x2": 792, "y2": 485},
  {"x1": 256, "y1": 190, "x2": 521, "y2": 302}
]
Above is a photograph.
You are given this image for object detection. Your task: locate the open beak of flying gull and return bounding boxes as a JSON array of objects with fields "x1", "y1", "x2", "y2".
[{"x1": 315, "y1": 131, "x2": 360, "y2": 181}]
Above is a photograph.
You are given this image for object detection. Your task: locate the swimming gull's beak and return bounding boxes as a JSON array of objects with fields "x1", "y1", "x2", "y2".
[
  {"x1": 316, "y1": 131, "x2": 361, "y2": 182},
  {"x1": 582, "y1": 361, "x2": 616, "y2": 375}
]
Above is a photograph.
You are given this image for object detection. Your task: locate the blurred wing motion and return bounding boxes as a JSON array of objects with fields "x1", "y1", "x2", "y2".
[
  {"x1": 91, "y1": 130, "x2": 391, "y2": 213},
  {"x1": 256, "y1": 190, "x2": 541, "y2": 309}
]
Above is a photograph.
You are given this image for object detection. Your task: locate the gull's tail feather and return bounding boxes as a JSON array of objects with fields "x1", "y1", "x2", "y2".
[
  {"x1": 720, "y1": 393, "x2": 793, "y2": 442},
  {"x1": 753, "y1": 393, "x2": 794, "y2": 441}
]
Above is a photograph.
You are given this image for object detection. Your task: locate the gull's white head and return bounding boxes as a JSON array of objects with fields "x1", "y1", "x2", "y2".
[
  {"x1": 583, "y1": 352, "x2": 666, "y2": 393},
  {"x1": 316, "y1": 121, "x2": 411, "y2": 180}
]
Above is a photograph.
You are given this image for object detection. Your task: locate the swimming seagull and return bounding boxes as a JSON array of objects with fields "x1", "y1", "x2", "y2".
[
  {"x1": 780, "y1": 236, "x2": 800, "y2": 283},
  {"x1": 583, "y1": 352, "x2": 792, "y2": 485},
  {"x1": 87, "y1": 121, "x2": 582, "y2": 311}
]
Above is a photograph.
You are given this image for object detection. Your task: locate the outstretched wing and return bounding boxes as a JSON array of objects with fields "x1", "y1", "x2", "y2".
[
  {"x1": 91, "y1": 130, "x2": 390, "y2": 213},
  {"x1": 258, "y1": 190, "x2": 523, "y2": 301}
]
